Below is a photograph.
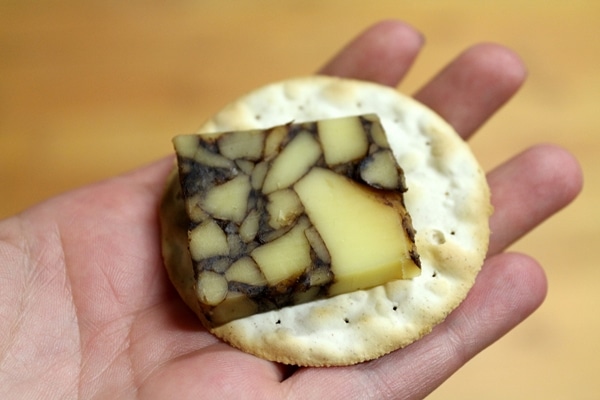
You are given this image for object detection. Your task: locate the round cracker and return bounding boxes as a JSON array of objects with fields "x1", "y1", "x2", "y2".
[{"x1": 160, "y1": 76, "x2": 491, "y2": 366}]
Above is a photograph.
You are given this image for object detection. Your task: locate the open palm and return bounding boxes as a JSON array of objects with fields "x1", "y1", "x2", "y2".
[{"x1": 0, "y1": 20, "x2": 582, "y2": 399}]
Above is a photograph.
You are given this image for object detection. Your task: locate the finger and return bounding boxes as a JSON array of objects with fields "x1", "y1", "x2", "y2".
[
  {"x1": 414, "y1": 43, "x2": 527, "y2": 139},
  {"x1": 284, "y1": 252, "x2": 547, "y2": 399},
  {"x1": 120, "y1": 155, "x2": 175, "y2": 197},
  {"x1": 487, "y1": 144, "x2": 583, "y2": 255},
  {"x1": 318, "y1": 20, "x2": 424, "y2": 87},
  {"x1": 141, "y1": 342, "x2": 290, "y2": 398}
]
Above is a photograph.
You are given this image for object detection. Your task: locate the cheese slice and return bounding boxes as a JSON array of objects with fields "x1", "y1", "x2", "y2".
[{"x1": 172, "y1": 114, "x2": 420, "y2": 326}]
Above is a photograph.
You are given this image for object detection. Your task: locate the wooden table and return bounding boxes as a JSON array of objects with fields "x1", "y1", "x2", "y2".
[{"x1": 1, "y1": 1, "x2": 598, "y2": 398}]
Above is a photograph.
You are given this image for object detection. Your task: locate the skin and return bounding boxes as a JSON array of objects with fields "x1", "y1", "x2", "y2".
[{"x1": 0, "y1": 20, "x2": 582, "y2": 399}]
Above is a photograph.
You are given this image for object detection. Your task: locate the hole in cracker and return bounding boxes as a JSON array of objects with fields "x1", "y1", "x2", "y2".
[
  {"x1": 275, "y1": 319, "x2": 281, "y2": 324},
  {"x1": 430, "y1": 229, "x2": 446, "y2": 245},
  {"x1": 344, "y1": 318, "x2": 350, "y2": 324},
  {"x1": 392, "y1": 305, "x2": 398, "y2": 311},
  {"x1": 432, "y1": 271, "x2": 438, "y2": 278}
]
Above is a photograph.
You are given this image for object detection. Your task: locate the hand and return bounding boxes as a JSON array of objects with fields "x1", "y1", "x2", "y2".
[{"x1": 0, "y1": 20, "x2": 582, "y2": 399}]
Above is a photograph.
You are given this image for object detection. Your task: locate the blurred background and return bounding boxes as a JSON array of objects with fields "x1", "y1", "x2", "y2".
[{"x1": 1, "y1": 1, "x2": 598, "y2": 398}]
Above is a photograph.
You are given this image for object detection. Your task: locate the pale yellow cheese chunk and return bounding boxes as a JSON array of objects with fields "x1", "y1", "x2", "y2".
[
  {"x1": 294, "y1": 167, "x2": 418, "y2": 295},
  {"x1": 250, "y1": 218, "x2": 312, "y2": 285},
  {"x1": 262, "y1": 131, "x2": 322, "y2": 194},
  {"x1": 266, "y1": 189, "x2": 304, "y2": 229},
  {"x1": 317, "y1": 116, "x2": 369, "y2": 165},
  {"x1": 202, "y1": 175, "x2": 251, "y2": 223},
  {"x1": 189, "y1": 219, "x2": 229, "y2": 260},
  {"x1": 196, "y1": 270, "x2": 228, "y2": 306},
  {"x1": 225, "y1": 256, "x2": 267, "y2": 286},
  {"x1": 218, "y1": 130, "x2": 265, "y2": 161}
]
